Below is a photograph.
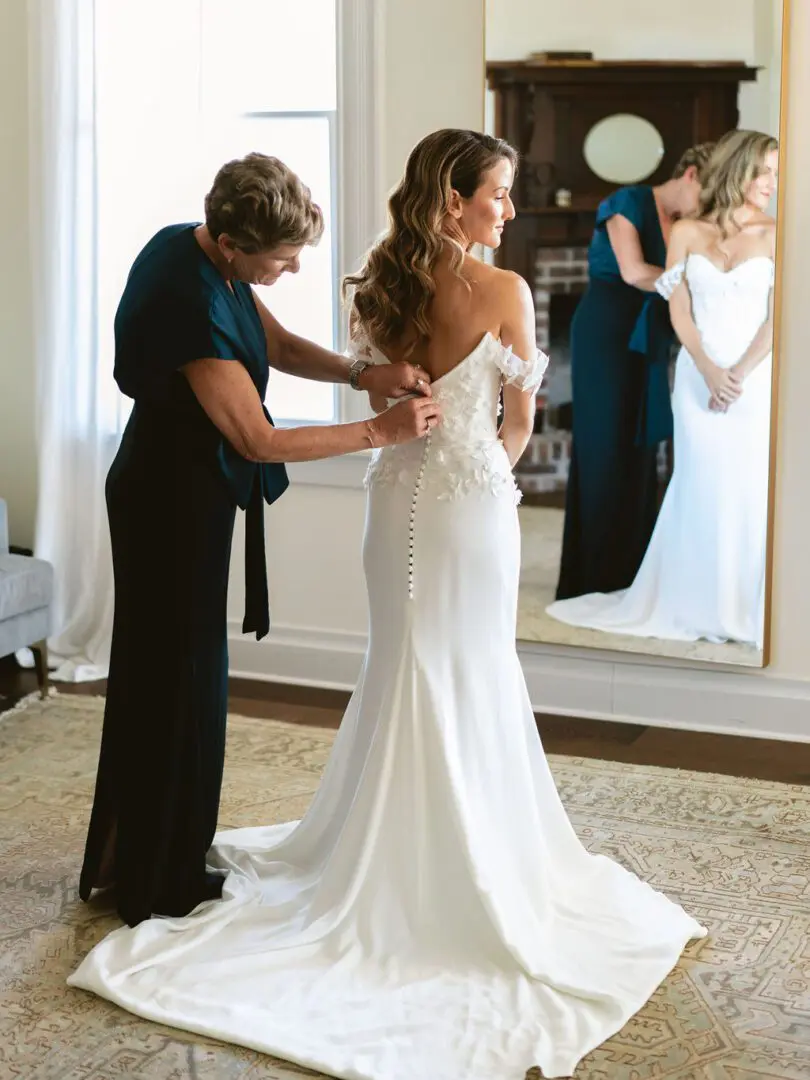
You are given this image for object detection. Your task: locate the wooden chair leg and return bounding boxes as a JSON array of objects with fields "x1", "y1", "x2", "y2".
[{"x1": 31, "y1": 640, "x2": 50, "y2": 700}]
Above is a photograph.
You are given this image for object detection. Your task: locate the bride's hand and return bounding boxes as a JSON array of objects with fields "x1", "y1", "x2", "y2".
[
  {"x1": 701, "y1": 362, "x2": 742, "y2": 408},
  {"x1": 710, "y1": 361, "x2": 750, "y2": 411}
]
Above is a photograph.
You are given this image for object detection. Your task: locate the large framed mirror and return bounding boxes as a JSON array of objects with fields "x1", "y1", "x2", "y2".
[{"x1": 485, "y1": 1, "x2": 786, "y2": 668}]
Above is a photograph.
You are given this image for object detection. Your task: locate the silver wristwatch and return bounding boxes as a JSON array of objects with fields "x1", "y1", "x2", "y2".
[{"x1": 349, "y1": 358, "x2": 372, "y2": 390}]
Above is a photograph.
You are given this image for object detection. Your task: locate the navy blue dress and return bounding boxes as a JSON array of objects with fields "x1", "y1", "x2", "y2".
[
  {"x1": 78, "y1": 225, "x2": 289, "y2": 926},
  {"x1": 556, "y1": 186, "x2": 674, "y2": 601}
]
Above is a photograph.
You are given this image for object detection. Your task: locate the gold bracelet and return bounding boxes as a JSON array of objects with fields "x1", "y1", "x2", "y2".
[{"x1": 363, "y1": 420, "x2": 377, "y2": 450}]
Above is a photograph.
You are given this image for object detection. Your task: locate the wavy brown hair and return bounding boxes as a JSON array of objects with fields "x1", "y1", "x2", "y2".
[
  {"x1": 698, "y1": 130, "x2": 778, "y2": 235},
  {"x1": 205, "y1": 152, "x2": 324, "y2": 253},
  {"x1": 343, "y1": 129, "x2": 518, "y2": 350}
]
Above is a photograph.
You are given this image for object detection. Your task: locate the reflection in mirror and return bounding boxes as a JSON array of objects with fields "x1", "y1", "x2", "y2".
[
  {"x1": 583, "y1": 114, "x2": 665, "y2": 184},
  {"x1": 485, "y1": 0, "x2": 784, "y2": 668}
]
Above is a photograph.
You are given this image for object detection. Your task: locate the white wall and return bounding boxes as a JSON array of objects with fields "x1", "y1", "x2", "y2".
[
  {"x1": 486, "y1": 0, "x2": 755, "y2": 61},
  {"x1": 485, "y1": 0, "x2": 781, "y2": 136},
  {"x1": 0, "y1": 1, "x2": 37, "y2": 547},
  {"x1": 378, "y1": 0, "x2": 484, "y2": 195}
]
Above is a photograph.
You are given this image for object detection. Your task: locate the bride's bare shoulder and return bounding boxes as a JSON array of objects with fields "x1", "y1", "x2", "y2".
[
  {"x1": 736, "y1": 212, "x2": 776, "y2": 254},
  {"x1": 760, "y1": 215, "x2": 777, "y2": 236},
  {"x1": 464, "y1": 258, "x2": 532, "y2": 306},
  {"x1": 760, "y1": 215, "x2": 777, "y2": 256},
  {"x1": 671, "y1": 217, "x2": 704, "y2": 241}
]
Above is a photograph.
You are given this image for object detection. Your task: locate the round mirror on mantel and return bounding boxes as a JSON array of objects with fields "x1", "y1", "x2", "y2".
[{"x1": 583, "y1": 113, "x2": 665, "y2": 184}]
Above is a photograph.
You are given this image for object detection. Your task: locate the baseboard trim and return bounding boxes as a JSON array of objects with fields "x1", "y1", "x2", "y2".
[
  {"x1": 228, "y1": 622, "x2": 368, "y2": 692},
  {"x1": 227, "y1": 621, "x2": 810, "y2": 744}
]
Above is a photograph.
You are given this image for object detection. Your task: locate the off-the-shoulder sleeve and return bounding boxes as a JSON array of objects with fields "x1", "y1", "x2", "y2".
[
  {"x1": 655, "y1": 261, "x2": 686, "y2": 300},
  {"x1": 595, "y1": 186, "x2": 645, "y2": 232},
  {"x1": 114, "y1": 288, "x2": 241, "y2": 401},
  {"x1": 345, "y1": 333, "x2": 373, "y2": 362},
  {"x1": 496, "y1": 344, "x2": 550, "y2": 392},
  {"x1": 344, "y1": 327, "x2": 389, "y2": 367}
]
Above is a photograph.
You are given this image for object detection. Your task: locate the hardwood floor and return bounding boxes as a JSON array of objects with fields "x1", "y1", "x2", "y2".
[{"x1": 2, "y1": 656, "x2": 808, "y2": 785}]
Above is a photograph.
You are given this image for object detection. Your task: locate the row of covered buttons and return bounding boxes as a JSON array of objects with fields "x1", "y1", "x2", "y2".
[{"x1": 407, "y1": 434, "x2": 432, "y2": 600}]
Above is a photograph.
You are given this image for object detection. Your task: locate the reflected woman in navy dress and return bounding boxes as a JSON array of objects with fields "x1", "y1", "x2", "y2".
[
  {"x1": 555, "y1": 144, "x2": 714, "y2": 601},
  {"x1": 78, "y1": 154, "x2": 442, "y2": 927}
]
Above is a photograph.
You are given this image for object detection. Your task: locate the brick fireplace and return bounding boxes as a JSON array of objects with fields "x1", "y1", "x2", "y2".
[
  {"x1": 514, "y1": 246, "x2": 588, "y2": 497},
  {"x1": 533, "y1": 246, "x2": 589, "y2": 351},
  {"x1": 516, "y1": 244, "x2": 672, "y2": 499}
]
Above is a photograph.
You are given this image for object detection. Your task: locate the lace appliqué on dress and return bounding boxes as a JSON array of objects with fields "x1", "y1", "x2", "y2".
[
  {"x1": 364, "y1": 444, "x2": 522, "y2": 505},
  {"x1": 363, "y1": 332, "x2": 533, "y2": 505},
  {"x1": 495, "y1": 345, "x2": 550, "y2": 392},
  {"x1": 364, "y1": 338, "x2": 524, "y2": 504},
  {"x1": 655, "y1": 262, "x2": 686, "y2": 300},
  {"x1": 345, "y1": 330, "x2": 378, "y2": 364}
]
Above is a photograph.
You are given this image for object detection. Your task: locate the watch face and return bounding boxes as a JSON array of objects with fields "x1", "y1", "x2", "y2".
[{"x1": 350, "y1": 359, "x2": 370, "y2": 389}]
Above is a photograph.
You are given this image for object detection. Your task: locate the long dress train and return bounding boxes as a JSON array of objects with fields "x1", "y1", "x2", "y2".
[{"x1": 69, "y1": 333, "x2": 706, "y2": 1080}]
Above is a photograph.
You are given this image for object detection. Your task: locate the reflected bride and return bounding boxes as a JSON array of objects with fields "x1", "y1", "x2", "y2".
[{"x1": 547, "y1": 130, "x2": 778, "y2": 648}]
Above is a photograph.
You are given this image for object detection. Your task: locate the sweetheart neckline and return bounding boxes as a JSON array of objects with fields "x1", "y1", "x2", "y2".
[{"x1": 688, "y1": 252, "x2": 774, "y2": 276}]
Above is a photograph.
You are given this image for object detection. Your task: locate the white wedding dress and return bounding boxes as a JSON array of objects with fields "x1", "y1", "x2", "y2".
[
  {"x1": 547, "y1": 254, "x2": 774, "y2": 649},
  {"x1": 69, "y1": 332, "x2": 706, "y2": 1080}
]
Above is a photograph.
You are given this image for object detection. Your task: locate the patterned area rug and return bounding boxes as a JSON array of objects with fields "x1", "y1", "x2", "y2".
[{"x1": 2, "y1": 693, "x2": 809, "y2": 1080}]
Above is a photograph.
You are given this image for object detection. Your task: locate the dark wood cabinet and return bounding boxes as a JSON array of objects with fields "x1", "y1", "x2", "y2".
[{"x1": 486, "y1": 60, "x2": 759, "y2": 275}]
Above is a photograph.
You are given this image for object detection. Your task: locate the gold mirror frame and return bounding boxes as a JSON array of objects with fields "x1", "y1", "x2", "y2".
[{"x1": 763, "y1": 0, "x2": 792, "y2": 667}]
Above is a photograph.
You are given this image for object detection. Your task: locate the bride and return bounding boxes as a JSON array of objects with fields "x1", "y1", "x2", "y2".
[
  {"x1": 547, "y1": 129, "x2": 778, "y2": 650},
  {"x1": 68, "y1": 130, "x2": 705, "y2": 1080}
]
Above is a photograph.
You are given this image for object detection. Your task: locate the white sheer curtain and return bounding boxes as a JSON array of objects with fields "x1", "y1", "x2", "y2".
[
  {"x1": 24, "y1": 0, "x2": 374, "y2": 680},
  {"x1": 27, "y1": 0, "x2": 119, "y2": 681}
]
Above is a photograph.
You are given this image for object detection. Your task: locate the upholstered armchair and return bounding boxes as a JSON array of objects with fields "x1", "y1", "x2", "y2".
[{"x1": 0, "y1": 499, "x2": 53, "y2": 698}]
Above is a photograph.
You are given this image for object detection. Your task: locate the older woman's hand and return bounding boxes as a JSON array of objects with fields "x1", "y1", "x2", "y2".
[
  {"x1": 370, "y1": 397, "x2": 443, "y2": 444},
  {"x1": 359, "y1": 362, "x2": 433, "y2": 400}
]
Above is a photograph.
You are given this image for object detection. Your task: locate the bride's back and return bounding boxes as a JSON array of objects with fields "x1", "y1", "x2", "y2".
[
  {"x1": 381, "y1": 253, "x2": 508, "y2": 381},
  {"x1": 345, "y1": 127, "x2": 541, "y2": 475}
]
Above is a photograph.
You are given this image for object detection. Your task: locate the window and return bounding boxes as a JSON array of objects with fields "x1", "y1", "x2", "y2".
[{"x1": 96, "y1": 0, "x2": 341, "y2": 427}]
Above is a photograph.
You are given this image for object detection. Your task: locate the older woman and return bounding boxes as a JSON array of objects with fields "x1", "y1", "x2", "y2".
[{"x1": 78, "y1": 152, "x2": 441, "y2": 927}]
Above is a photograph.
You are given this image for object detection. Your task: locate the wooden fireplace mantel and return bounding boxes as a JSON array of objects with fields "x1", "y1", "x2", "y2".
[
  {"x1": 487, "y1": 59, "x2": 759, "y2": 79},
  {"x1": 486, "y1": 58, "x2": 760, "y2": 276}
]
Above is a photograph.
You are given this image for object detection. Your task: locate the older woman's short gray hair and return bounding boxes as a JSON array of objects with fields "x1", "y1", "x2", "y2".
[{"x1": 204, "y1": 152, "x2": 324, "y2": 253}]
